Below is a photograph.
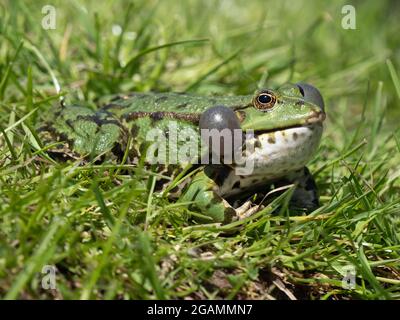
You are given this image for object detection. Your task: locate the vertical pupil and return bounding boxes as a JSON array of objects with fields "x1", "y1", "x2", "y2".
[{"x1": 259, "y1": 94, "x2": 271, "y2": 104}]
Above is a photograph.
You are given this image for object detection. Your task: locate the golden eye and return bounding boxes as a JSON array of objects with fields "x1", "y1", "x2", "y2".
[{"x1": 254, "y1": 91, "x2": 276, "y2": 110}]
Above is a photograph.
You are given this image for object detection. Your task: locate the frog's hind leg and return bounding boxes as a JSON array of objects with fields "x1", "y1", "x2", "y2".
[
  {"x1": 179, "y1": 166, "x2": 237, "y2": 223},
  {"x1": 277, "y1": 167, "x2": 320, "y2": 213}
]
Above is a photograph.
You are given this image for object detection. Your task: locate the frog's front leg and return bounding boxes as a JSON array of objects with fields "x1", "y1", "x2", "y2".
[
  {"x1": 277, "y1": 167, "x2": 320, "y2": 213},
  {"x1": 180, "y1": 167, "x2": 237, "y2": 223}
]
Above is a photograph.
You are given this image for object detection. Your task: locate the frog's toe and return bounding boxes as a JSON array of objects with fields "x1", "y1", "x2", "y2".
[
  {"x1": 235, "y1": 200, "x2": 260, "y2": 220},
  {"x1": 192, "y1": 195, "x2": 236, "y2": 223}
]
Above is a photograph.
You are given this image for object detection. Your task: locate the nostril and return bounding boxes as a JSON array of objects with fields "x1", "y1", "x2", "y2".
[{"x1": 297, "y1": 85, "x2": 305, "y2": 97}]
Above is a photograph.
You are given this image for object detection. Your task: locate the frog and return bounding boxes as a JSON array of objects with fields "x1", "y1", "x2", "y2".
[{"x1": 39, "y1": 82, "x2": 325, "y2": 223}]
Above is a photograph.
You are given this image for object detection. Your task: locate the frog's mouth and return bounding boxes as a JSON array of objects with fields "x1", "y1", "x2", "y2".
[{"x1": 252, "y1": 111, "x2": 326, "y2": 135}]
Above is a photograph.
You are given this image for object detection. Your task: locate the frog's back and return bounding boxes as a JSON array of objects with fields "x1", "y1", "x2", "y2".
[
  {"x1": 41, "y1": 92, "x2": 250, "y2": 161},
  {"x1": 102, "y1": 92, "x2": 251, "y2": 117}
]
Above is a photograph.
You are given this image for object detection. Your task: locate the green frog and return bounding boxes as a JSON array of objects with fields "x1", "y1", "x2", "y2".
[{"x1": 40, "y1": 83, "x2": 326, "y2": 223}]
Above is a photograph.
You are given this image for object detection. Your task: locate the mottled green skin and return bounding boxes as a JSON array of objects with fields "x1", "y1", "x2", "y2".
[
  {"x1": 48, "y1": 86, "x2": 321, "y2": 156},
  {"x1": 43, "y1": 85, "x2": 325, "y2": 223}
]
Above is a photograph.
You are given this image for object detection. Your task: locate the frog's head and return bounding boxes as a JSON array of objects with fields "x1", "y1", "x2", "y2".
[
  {"x1": 238, "y1": 83, "x2": 325, "y2": 133},
  {"x1": 199, "y1": 83, "x2": 325, "y2": 176}
]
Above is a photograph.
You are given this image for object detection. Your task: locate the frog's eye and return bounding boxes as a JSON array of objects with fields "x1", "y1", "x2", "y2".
[
  {"x1": 254, "y1": 91, "x2": 276, "y2": 110},
  {"x1": 296, "y1": 83, "x2": 325, "y2": 110}
]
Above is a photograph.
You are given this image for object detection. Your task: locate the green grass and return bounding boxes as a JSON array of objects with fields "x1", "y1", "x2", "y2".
[{"x1": 1, "y1": 0, "x2": 400, "y2": 300}]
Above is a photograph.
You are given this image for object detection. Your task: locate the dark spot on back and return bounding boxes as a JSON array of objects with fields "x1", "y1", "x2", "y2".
[
  {"x1": 156, "y1": 95, "x2": 168, "y2": 103},
  {"x1": 150, "y1": 112, "x2": 164, "y2": 121},
  {"x1": 123, "y1": 111, "x2": 150, "y2": 121},
  {"x1": 233, "y1": 181, "x2": 241, "y2": 189},
  {"x1": 130, "y1": 124, "x2": 139, "y2": 137},
  {"x1": 123, "y1": 111, "x2": 199, "y2": 123},
  {"x1": 76, "y1": 114, "x2": 120, "y2": 127},
  {"x1": 176, "y1": 103, "x2": 188, "y2": 109},
  {"x1": 65, "y1": 119, "x2": 75, "y2": 130},
  {"x1": 293, "y1": 132, "x2": 298, "y2": 140}
]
